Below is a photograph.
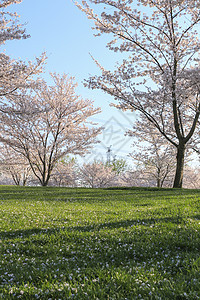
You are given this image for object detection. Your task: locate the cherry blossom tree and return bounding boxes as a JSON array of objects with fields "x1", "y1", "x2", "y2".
[
  {"x1": 183, "y1": 166, "x2": 200, "y2": 189},
  {"x1": 1, "y1": 158, "x2": 31, "y2": 186},
  {"x1": 120, "y1": 169, "x2": 149, "y2": 187},
  {"x1": 76, "y1": 0, "x2": 200, "y2": 188},
  {"x1": 49, "y1": 157, "x2": 78, "y2": 187},
  {"x1": 0, "y1": 0, "x2": 28, "y2": 45},
  {"x1": 79, "y1": 160, "x2": 117, "y2": 188},
  {"x1": 128, "y1": 119, "x2": 176, "y2": 187},
  {"x1": 0, "y1": 0, "x2": 46, "y2": 109},
  {"x1": 0, "y1": 144, "x2": 31, "y2": 185},
  {"x1": 0, "y1": 73, "x2": 102, "y2": 186},
  {"x1": 131, "y1": 145, "x2": 175, "y2": 188}
]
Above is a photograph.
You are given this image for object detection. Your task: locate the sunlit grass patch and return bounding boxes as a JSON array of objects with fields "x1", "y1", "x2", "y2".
[{"x1": 0, "y1": 186, "x2": 200, "y2": 299}]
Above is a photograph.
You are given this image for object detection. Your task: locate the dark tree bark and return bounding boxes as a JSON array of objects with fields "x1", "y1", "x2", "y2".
[
  {"x1": 157, "y1": 178, "x2": 161, "y2": 188},
  {"x1": 173, "y1": 144, "x2": 185, "y2": 188}
]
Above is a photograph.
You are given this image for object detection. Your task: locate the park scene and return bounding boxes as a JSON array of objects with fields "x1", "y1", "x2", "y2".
[{"x1": 0, "y1": 0, "x2": 200, "y2": 298}]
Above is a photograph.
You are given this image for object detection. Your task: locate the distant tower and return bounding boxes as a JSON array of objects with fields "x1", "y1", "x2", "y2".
[{"x1": 107, "y1": 146, "x2": 112, "y2": 164}]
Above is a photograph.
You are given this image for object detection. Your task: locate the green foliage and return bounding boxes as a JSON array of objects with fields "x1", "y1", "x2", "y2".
[
  {"x1": 0, "y1": 186, "x2": 200, "y2": 299},
  {"x1": 107, "y1": 158, "x2": 128, "y2": 174},
  {"x1": 59, "y1": 155, "x2": 77, "y2": 165}
]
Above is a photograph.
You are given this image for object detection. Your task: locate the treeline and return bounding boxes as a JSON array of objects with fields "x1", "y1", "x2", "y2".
[
  {"x1": 1, "y1": 1, "x2": 200, "y2": 189},
  {"x1": 1, "y1": 156, "x2": 200, "y2": 189}
]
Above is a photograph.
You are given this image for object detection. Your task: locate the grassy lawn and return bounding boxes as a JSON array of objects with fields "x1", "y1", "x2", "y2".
[{"x1": 0, "y1": 186, "x2": 200, "y2": 299}]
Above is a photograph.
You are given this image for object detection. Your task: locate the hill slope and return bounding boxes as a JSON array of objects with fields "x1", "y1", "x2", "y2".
[{"x1": 0, "y1": 186, "x2": 200, "y2": 299}]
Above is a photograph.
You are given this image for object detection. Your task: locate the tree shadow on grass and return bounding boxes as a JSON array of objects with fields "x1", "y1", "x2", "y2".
[
  {"x1": 1, "y1": 186, "x2": 200, "y2": 203},
  {"x1": 1, "y1": 187, "x2": 200, "y2": 298},
  {"x1": 1, "y1": 215, "x2": 197, "y2": 239},
  {"x1": 1, "y1": 216, "x2": 200, "y2": 299},
  {"x1": 190, "y1": 214, "x2": 200, "y2": 220}
]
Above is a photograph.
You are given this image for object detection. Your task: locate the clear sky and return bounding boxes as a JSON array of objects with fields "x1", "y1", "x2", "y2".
[{"x1": 5, "y1": 0, "x2": 137, "y2": 165}]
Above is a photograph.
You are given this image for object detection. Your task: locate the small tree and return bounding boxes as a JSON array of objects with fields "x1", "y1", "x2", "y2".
[
  {"x1": 128, "y1": 121, "x2": 176, "y2": 187},
  {"x1": 0, "y1": 73, "x2": 102, "y2": 186},
  {"x1": 132, "y1": 146, "x2": 175, "y2": 188},
  {"x1": 0, "y1": 145, "x2": 31, "y2": 186},
  {"x1": 107, "y1": 158, "x2": 128, "y2": 175},
  {"x1": 49, "y1": 157, "x2": 78, "y2": 187},
  {"x1": 182, "y1": 166, "x2": 200, "y2": 189},
  {"x1": 120, "y1": 169, "x2": 149, "y2": 187},
  {"x1": 79, "y1": 160, "x2": 116, "y2": 188}
]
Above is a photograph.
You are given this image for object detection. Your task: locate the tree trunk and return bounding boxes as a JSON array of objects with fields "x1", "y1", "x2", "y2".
[
  {"x1": 157, "y1": 168, "x2": 161, "y2": 188},
  {"x1": 157, "y1": 178, "x2": 161, "y2": 188},
  {"x1": 41, "y1": 170, "x2": 51, "y2": 186},
  {"x1": 173, "y1": 144, "x2": 185, "y2": 188}
]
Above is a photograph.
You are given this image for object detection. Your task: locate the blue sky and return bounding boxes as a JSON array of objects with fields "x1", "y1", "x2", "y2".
[{"x1": 5, "y1": 0, "x2": 136, "y2": 164}]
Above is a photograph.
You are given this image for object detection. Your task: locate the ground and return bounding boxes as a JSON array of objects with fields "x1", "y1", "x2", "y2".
[{"x1": 0, "y1": 186, "x2": 200, "y2": 299}]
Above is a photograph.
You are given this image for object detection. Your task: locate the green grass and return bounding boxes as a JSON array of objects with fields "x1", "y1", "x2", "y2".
[{"x1": 0, "y1": 186, "x2": 200, "y2": 299}]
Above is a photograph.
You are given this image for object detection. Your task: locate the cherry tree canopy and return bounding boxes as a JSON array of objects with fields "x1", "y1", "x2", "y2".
[
  {"x1": 0, "y1": 0, "x2": 46, "y2": 107},
  {"x1": 0, "y1": 73, "x2": 102, "y2": 186},
  {"x1": 76, "y1": 0, "x2": 200, "y2": 188},
  {"x1": 79, "y1": 161, "x2": 116, "y2": 188}
]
